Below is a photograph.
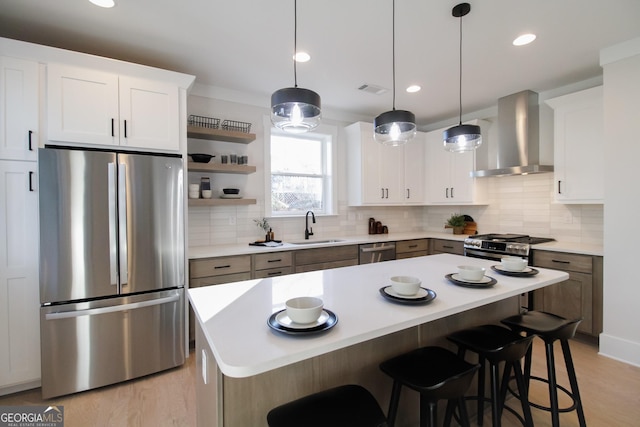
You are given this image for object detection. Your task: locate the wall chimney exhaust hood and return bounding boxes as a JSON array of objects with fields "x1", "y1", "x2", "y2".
[{"x1": 472, "y1": 90, "x2": 553, "y2": 177}]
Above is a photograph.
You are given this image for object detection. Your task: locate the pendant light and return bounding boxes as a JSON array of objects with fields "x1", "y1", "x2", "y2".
[
  {"x1": 373, "y1": 0, "x2": 416, "y2": 146},
  {"x1": 271, "y1": 0, "x2": 321, "y2": 134},
  {"x1": 443, "y1": 3, "x2": 482, "y2": 152}
]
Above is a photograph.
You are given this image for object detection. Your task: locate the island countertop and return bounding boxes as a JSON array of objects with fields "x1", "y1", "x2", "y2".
[{"x1": 188, "y1": 253, "x2": 569, "y2": 378}]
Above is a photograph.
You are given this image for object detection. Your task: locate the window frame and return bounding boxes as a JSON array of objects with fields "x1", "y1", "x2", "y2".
[{"x1": 263, "y1": 116, "x2": 337, "y2": 218}]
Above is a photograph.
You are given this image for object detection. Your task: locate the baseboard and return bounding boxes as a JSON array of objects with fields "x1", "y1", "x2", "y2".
[
  {"x1": 0, "y1": 380, "x2": 41, "y2": 397},
  {"x1": 598, "y1": 333, "x2": 640, "y2": 367}
]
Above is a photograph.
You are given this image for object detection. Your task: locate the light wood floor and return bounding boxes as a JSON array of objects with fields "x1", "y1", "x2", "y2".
[{"x1": 1, "y1": 338, "x2": 638, "y2": 426}]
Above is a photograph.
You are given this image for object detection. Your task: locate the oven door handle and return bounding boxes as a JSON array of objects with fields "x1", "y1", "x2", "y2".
[{"x1": 464, "y1": 248, "x2": 505, "y2": 262}]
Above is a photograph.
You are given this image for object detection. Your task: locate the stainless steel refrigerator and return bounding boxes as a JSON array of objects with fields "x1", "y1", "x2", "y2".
[{"x1": 38, "y1": 146, "x2": 185, "y2": 398}]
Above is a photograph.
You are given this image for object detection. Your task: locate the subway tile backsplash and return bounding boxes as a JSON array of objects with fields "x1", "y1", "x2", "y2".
[{"x1": 188, "y1": 173, "x2": 603, "y2": 247}]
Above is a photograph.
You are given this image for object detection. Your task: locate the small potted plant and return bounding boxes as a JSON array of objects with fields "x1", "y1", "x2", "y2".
[
  {"x1": 254, "y1": 217, "x2": 271, "y2": 241},
  {"x1": 445, "y1": 213, "x2": 466, "y2": 235}
]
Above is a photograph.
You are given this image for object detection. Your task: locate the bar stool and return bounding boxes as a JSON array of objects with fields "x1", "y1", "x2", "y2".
[
  {"x1": 501, "y1": 311, "x2": 586, "y2": 427},
  {"x1": 266, "y1": 384, "x2": 387, "y2": 427},
  {"x1": 379, "y1": 346, "x2": 480, "y2": 427},
  {"x1": 446, "y1": 324, "x2": 535, "y2": 427}
]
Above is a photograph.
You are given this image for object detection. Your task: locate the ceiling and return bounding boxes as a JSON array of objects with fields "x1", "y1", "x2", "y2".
[{"x1": 2, "y1": 0, "x2": 640, "y2": 127}]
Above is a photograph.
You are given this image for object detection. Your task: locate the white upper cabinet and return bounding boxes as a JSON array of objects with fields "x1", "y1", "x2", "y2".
[
  {"x1": 546, "y1": 86, "x2": 604, "y2": 204},
  {"x1": 0, "y1": 160, "x2": 40, "y2": 392},
  {"x1": 47, "y1": 64, "x2": 180, "y2": 151},
  {"x1": 346, "y1": 121, "x2": 425, "y2": 206},
  {"x1": 0, "y1": 57, "x2": 39, "y2": 161},
  {"x1": 425, "y1": 124, "x2": 486, "y2": 205}
]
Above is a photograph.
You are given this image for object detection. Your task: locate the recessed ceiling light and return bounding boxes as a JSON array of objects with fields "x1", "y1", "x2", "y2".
[
  {"x1": 293, "y1": 52, "x2": 310, "y2": 62},
  {"x1": 513, "y1": 33, "x2": 536, "y2": 46},
  {"x1": 406, "y1": 85, "x2": 421, "y2": 93},
  {"x1": 89, "y1": 0, "x2": 115, "y2": 7}
]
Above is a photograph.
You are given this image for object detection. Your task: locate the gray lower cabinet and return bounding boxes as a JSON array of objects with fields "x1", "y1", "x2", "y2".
[
  {"x1": 294, "y1": 245, "x2": 359, "y2": 273},
  {"x1": 396, "y1": 239, "x2": 429, "y2": 259},
  {"x1": 430, "y1": 239, "x2": 464, "y2": 255},
  {"x1": 253, "y1": 252, "x2": 293, "y2": 279},
  {"x1": 532, "y1": 250, "x2": 603, "y2": 336}
]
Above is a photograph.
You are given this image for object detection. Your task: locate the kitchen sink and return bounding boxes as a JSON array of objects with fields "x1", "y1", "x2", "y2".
[{"x1": 288, "y1": 239, "x2": 345, "y2": 245}]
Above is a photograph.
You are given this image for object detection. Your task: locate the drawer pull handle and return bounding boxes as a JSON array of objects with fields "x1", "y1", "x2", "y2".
[
  {"x1": 214, "y1": 265, "x2": 231, "y2": 269},
  {"x1": 408, "y1": 244, "x2": 418, "y2": 249},
  {"x1": 443, "y1": 245, "x2": 453, "y2": 249},
  {"x1": 267, "y1": 271, "x2": 283, "y2": 276},
  {"x1": 552, "y1": 259, "x2": 570, "y2": 264},
  {"x1": 28, "y1": 130, "x2": 34, "y2": 150},
  {"x1": 267, "y1": 259, "x2": 282, "y2": 263}
]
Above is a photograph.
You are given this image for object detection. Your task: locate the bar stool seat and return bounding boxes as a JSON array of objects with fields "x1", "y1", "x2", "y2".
[
  {"x1": 379, "y1": 346, "x2": 480, "y2": 427},
  {"x1": 266, "y1": 384, "x2": 387, "y2": 427},
  {"x1": 447, "y1": 324, "x2": 535, "y2": 427},
  {"x1": 501, "y1": 311, "x2": 586, "y2": 427}
]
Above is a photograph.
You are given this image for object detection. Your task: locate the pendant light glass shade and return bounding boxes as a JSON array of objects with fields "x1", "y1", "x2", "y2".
[
  {"x1": 443, "y1": 3, "x2": 481, "y2": 152},
  {"x1": 271, "y1": 87, "x2": 321, "y2": 133},
  {"x1": 443, "y1": 123, "x2": 481, "y2": 152},
  {"x1": 374, "y1": 110, "x2": 417, "y2": 146},
  {"x1": 373, "y1": 0, "x2": 416, "y2": 146},
  {"x1": 270, "y1": 0, "x2": 321, "y2": 133}
]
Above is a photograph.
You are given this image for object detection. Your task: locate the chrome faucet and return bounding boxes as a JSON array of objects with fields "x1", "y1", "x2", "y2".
[{"x1": 305, "y1": 210, "x2": 316, "y2": 240}]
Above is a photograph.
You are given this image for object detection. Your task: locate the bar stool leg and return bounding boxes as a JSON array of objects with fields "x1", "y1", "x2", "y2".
[
  {"x1": 419, "y1": 395, "x2": 437, "y2": 427},
  {"x1": 458, "y1": 397, "x2": 471, "y2": 427},
  {"x1": 386, "y1": 380, "x2": 402, "y2": 427},
  {"x1": 489, "y1": 362, "x2": 502, "y2": 427},
  {"x1": 513, "y1": 362, "x2": 534, "y2": 427},
  {"x1": 477, "y1": 356, "x2": 486, "y2": 426},
  {"x1": 561, "y1": 340, "x2": 587, "y2": 427},
  {"x1": 544, "y1": 342, "x2": 561, "y2": 427}
]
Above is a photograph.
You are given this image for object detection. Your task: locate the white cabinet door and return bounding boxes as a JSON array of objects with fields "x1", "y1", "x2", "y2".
[
  {"x1": 48, "y1": 65, "x2": 180, "y2": 151},
  {"x1": 404, "y1": 133, "x2": 425, "y2": 204},
  {"x1": 425, "y1": 126, "x2": 481, "y2": 204},
  {"x1": 346, "y1": 122, "x2": 421, "y2": 206},
  {"x1": 0, "y1": 160, "x2": 40, "y2": 391},
  {"x1": 119, "y1": 77, "x2": 179, "y2": 151},
  {"x1": 0, "y1": 57, "x2": 39, "y2": 161},
  {"x1": 47, "y1": 64, "x2": 119, "y2": 146},
  {"x1": 546, "y1": 86, "x2": 604, "y2": 203}
]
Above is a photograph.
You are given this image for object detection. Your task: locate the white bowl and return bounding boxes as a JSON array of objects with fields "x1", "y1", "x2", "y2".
[
  {"x1": 285, "y1": 297, "x2": 324, "y2": 324},
  {"x1": 188, "y1": 184, "x2": 200, "y2": 192},
  {"x1": 188, "y1": 191, "x2": 200, "y2": 199},
  {"x1": 201, "y1": 190, "x2": 212, "y2": 199},
  {"x1": 390, "y1": 275, "x2": 421, "y2": 296},
  {"x1": 501, "y1": 256, "x2": 527, "y2": 272},
  {"x1": 457, "y1": 265, "x2": 486, "y2": 282}
]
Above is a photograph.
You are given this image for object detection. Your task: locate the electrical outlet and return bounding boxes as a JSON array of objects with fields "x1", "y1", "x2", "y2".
[{"x1": 228, "y1": 216, "x2": 236, "y2": 225}]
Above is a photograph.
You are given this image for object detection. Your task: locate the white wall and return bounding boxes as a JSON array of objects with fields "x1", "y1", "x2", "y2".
[{"x1": 600, "y1": 38, "x2": 640, "y2": 367}]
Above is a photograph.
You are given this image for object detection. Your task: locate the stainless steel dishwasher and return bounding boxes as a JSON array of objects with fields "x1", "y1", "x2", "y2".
[{"x1": 359, "y1": 242, "x2": 396, "y2": 264}]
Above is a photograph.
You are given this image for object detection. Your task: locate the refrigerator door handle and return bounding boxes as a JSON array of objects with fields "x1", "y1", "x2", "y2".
[
  {"x1": 108, "y1": 162, "x2": 118, "y2": 286},
  {"x1": 44, "y1": 294, "x2": 180, "y2": 320},
  {"x1": 118, "y1": 163, "x2": 129, "y2": 287}
]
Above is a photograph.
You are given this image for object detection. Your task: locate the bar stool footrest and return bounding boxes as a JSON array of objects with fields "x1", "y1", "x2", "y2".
[{"x1": 507, "y1": 375, "x2": 578, "y2": 413}]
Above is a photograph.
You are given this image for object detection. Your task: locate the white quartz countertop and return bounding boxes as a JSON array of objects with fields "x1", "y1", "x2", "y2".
[
  {"x1": 188, "y1": 231, "x2": 602, "y2": 259},
  {"x1": 188, "y1": 253, "x2": 569, "y2": 378}
]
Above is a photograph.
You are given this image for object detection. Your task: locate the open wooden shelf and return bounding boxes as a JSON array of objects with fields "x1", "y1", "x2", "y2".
[
  {"x1": 187, "y1": 125, "x2": 256, "y2": 143},
  {"x1": 188, "y1": 198, "x2": 257, "y2": 207},
  {"x1": 188, "y1": 162, "x2": 256, "y2": 174}
]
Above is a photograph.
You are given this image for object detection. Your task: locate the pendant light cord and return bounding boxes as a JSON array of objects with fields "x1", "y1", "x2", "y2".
[
  {"x1": 392, "y1": 0, "x2": 396, "y2": 111},
  {"x1": 293, "y1": 0, "x2": 298, "y2": 88},
  {"x1": 457, "y1": 9, "x2": 463, "y2": 125}
]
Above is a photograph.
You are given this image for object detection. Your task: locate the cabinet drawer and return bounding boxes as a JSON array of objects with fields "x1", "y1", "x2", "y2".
[
  {"x1": 189, "y1": 272, "x2": 252, "y2": 287},
  {"x1": 254, "y1": 252, "x2": 292, "y2": 270},
  {"x1": 294, "y1": 245, "x2": 359, "y2": 266},
  {"x1": 396, "y1": 239, "x2": 428, "y2": 254},
  {"x1": 190, "y1": 255, "x2": 251, "y2": 278},
  {"x1": 254, "y1": 266, "x2": 294, "y2": 279},
  {"x1": 431, "y1": 239, "x2": 464, "y2": 255},
  {"x1": 295, "y1": 259, "x2": 358, "y2": 273},
  {"x1": 533, "y1": 251, "x2": 592, "y2": 274},
  {"x1": 396, "y1": 251, "x2": 428, "y2": 259}
]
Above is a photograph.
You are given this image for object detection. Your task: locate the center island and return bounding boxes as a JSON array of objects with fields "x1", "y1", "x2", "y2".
[{"x1": 188, "y1": 253, "x2": 569, "y2": 427}]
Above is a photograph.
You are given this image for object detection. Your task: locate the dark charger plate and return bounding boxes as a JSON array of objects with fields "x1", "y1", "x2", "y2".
[
  {"x1": 267, "y1": 309, "x2": 338, "y2": 335},
  {"x1": 491, "y1": 265, "x2": 539, "y2": 277},
  {"x1": 379, "y1": 286, "x2": 437, "y2": 305},
  {"x1": 445, "y1": 273, "x2": 497, "y2": 288}
]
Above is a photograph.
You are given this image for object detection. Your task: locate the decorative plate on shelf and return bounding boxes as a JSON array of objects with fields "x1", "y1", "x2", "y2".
[{"x1": 220, "y1": 194, "x2": 243, "y2": 199}]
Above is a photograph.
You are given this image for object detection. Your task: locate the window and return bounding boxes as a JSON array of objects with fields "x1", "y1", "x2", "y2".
[{"x1": 265, "y1": 120, "x2": 336, "y2": 217}]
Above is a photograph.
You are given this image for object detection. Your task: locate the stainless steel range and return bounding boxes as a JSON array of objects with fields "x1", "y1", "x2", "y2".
[
  {"x1": 463, "y1": 233, "x2": 555, "y2": 312},
  {"x1": 464, "y1": 233, "x2": 555, "y2": 263}
]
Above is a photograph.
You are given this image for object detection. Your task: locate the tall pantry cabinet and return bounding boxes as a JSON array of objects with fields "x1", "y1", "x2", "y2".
[{"x1": 0, "y1": 56, "x2": 41, "y2": 394}]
